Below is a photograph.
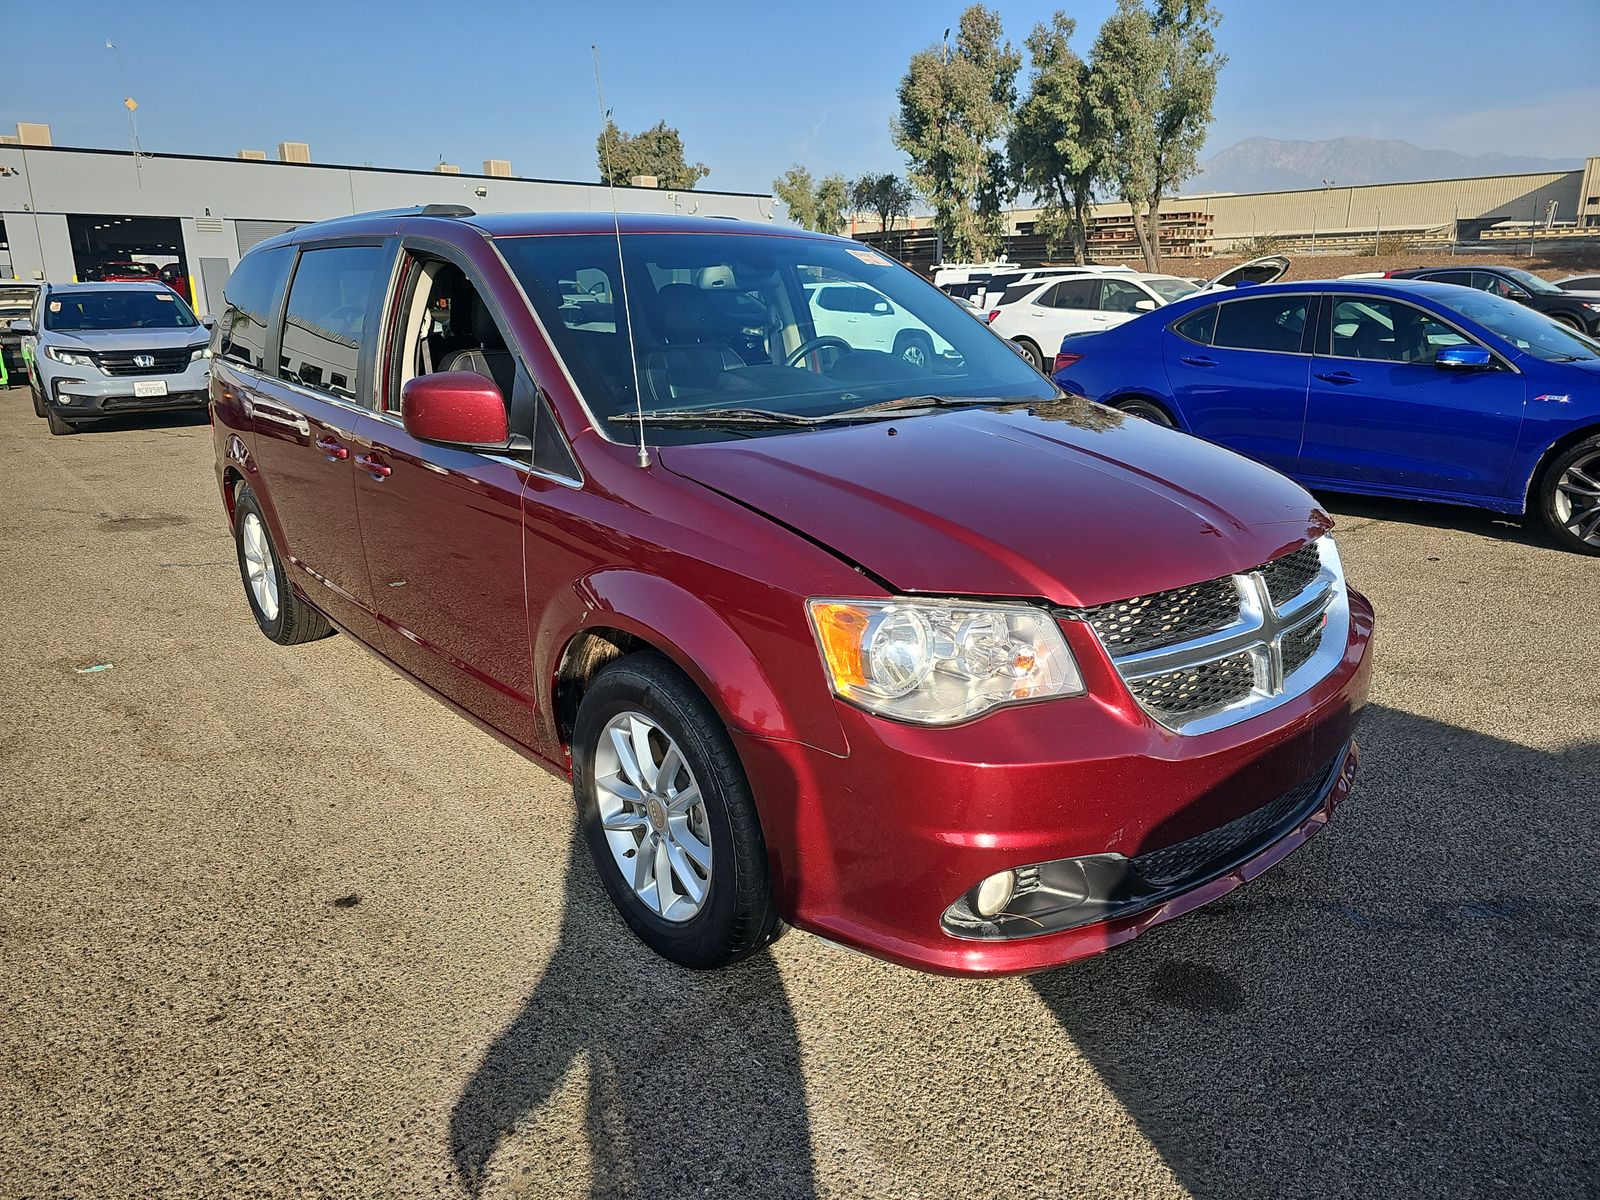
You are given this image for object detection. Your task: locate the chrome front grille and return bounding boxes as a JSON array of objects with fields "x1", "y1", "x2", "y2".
[{"x1": 1076, "y1": 537, "x2": 1349, "y2": 735}]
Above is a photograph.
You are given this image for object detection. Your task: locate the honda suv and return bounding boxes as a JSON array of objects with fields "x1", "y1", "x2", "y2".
[
  {"x1": 210, "y1": 207, "x2": 1373, "y2": 975},
  {"x1": 13, "y1": 281, "x2": 213, "y2": 434}
]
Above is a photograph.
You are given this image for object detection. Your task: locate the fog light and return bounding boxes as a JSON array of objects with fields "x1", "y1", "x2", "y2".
[{"x1": 974, "y1": 870, "x2": 1016, "y2": 918}]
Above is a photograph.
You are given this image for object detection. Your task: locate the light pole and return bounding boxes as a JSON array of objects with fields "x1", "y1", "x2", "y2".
[{"x1": 106, "y1": 40, "x2": 144, "y2": 188}]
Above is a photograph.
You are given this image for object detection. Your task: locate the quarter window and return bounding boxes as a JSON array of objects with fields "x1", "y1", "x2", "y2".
[
  {"x1": 1211, "y1": 296, "x2": 1310, "y2": 353},
  {"x1": 1173, "y1": 306, "x2": 1217, "y2": 345},
  {"x1": 278, "y1": 244, "x2": 389, "y2": 401},
  {"x1": 1040, "y1": 279, "x2": 1097, "y2": 310},
  {"x1": 218, "y1": 245, "x2": 293, "y2": 371}
]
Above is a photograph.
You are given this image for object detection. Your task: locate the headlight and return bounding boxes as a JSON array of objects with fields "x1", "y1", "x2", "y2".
[
  {"x1": 1582, "y1": 303, "x2": 1600, "y2": 314},
  {"x1": 808, "y1": 598, "x2": 1084, "y2": 724},
  {"x1": 45, "y1": 345, "x2": 95, "y2": 366},
  {"x1": 190, "y1": 344, "x2": 213, "y2": 362}
]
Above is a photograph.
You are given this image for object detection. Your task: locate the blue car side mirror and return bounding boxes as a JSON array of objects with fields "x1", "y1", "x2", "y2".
[{"x1": 1435, "y1": 345, "x2": 1492, "y2": 370}]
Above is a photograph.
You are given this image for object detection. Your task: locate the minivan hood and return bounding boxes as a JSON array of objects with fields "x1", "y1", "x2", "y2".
[{"x1": 659, "y1": 401, "x2": 1329, "y2": 608}]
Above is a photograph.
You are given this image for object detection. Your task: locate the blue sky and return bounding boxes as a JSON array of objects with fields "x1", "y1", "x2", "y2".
[{"x1": 3, "y1": 0, "x2": 1595, "y2": 193}]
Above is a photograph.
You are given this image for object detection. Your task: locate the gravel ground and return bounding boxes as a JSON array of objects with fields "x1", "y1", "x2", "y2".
[{"x1": 0, "y1": 390, "x2": 1595, "y2": 1199}]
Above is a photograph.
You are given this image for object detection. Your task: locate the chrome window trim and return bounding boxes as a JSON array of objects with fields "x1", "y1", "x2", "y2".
[
  {"x1": 1078, "y1": 537, "x2": 1349, "y2": 736},
  {"x1": 1202, "y1": 290, "x2": 1320, "y2": 358}
]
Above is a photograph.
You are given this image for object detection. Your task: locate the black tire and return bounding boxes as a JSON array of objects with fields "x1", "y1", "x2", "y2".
[
  {"x1": 1535, "y1": 433, "x2": 1600, "y2": 555},
  {"x1": 1012, "y1": 337, "x2": 1045, "y2": 372},
  {"x1": 1116, "y1": 396, "x2": 1177, "y2": 427},
  {"x1": 1550, "y1": 313, "x2": 1585, "y2": 333},
  {"x1": 45, "y1": 404, "x2": 77, "y2": 436},
  {"x1": 893, "y1": 330, "x2": 934, "y2": 369},
  {"x1": 573, "y1": 652, "x2": 779, "y2": 969},
  {"x1": 29, "y1": 372, "x2": 45, "y2": 418},
  {"x1": 232, "y1": 484, "x2": 334, "y2": 643}
]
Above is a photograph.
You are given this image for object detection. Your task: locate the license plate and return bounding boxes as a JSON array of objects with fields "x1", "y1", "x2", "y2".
[{"x1": 132, "y1": 380, "x2": 168, "y2": 398}]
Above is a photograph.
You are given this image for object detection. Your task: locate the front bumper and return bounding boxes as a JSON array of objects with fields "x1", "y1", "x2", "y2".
[
  {"x1": 49, "y1": 365, "x2": 211, "y2": 416},
  {"x1": 734, "y1": 589, "x2": 1375, "y2": 976}
]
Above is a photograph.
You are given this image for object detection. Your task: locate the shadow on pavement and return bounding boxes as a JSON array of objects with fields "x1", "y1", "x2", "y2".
[
  {"x1": 63, "y1": 410, "x2": 212, "y2": 436},
  {"x1": 1317, "y1": 489, "x2": 1558, "y2": 551},
  {"x1": 449, "y1": 828, "x2": 815, "y2": 1199},
  {"x1": 1031, "y1": 705, "x2": 1598, "y2": 1197}
]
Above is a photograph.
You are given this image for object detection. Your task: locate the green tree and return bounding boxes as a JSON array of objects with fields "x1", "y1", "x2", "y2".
[
  {"x1": 849, "y1": 173, "x2": 916, "y2": 235},
  {"x1": 1008, "y1": 12, "x2": 1102, "y2": 264},
  {"x1": 1088, "y1": 0, "x2": 1224, "y2": 270},
  {"x1": 774, "y1": 165, "x2": 851, "y2": 233},
  {"x1": 596, "y1": 119, "x2": 710, "y2": 190},
  {"x1": 893, "y1": 5, "x2": 1021, "y2": 262}
]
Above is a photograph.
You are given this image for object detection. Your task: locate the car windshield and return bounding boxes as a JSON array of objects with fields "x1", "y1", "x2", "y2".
[
  {"x1": 1449, "y1": 290, "x2": 1600, "y2": 362},
  {"x1": 496, "y1": 231, "x2": 1057, "y2": 444},
  {"x1": 1502, "y1": 267, "x2": 1562, "y2": 295},
  {"x1": 44, "y1": 289, "x2": 199, "y2": 331},
  {"x1": 1144, "y1": 277, "x2": 1199, "y2": 303}
]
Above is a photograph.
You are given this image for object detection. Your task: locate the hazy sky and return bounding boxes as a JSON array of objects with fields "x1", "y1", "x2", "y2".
[{"x1": 3, "y1": 0, "x2": 1595, "y2": 193}]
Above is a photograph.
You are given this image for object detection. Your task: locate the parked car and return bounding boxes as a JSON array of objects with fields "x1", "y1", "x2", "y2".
[
  {"x1": 804, "y1": 280, "x2": 952, "y2": 366},
  {"x1": 1385, "y1": 264, "x2": 1600, "y2": 335},
  {"x1": 1555, "y1": 273, "x2": 1600, "y2": 293},
  {"x1": 11, "y1": 282, "x2": 213, "y2": 434},
  {"x1": 211, "y1": 207, "x2": 1372, "y2": 976},
  {"x1": 988, "y1": 258, "x2": 1289, "y2": 372},
  {"x1": 83, "y1": 260, "x2": 163, "y2": 285},
  {"x1": 159, "y1": 263, "x2": 191, "y2": 303},
  {"x1": 0, "y1": 281, "x2": 40, "y2": 384},
  {"x1": 1050, "y1": 278, "x2": 1600, "y2": 554}
]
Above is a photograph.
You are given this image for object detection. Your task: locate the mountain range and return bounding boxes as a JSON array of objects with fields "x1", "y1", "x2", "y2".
[{"x1": 1189, "y1": 136, "x2": 1583, "y2": 195}]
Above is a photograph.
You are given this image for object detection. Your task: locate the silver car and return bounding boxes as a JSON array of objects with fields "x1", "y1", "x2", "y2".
[{"x1": 11, "y1": 281, "x2": 212, "y2": 435}]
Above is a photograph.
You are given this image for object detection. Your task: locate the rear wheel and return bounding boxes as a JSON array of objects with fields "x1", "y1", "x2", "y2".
[
  {"x1": 1538, "y1": 434, "x2": 1600, "y2": 555},
  {"x1": 574, "y1": 652, "x2": 779, "y2": 969},
  {"x1": 1115, "y1": 396, "x2": 1177, "y2": 427},
  {"x1": 1012, "y1": 337, "x2": 1045, "y2": 372},
  {"x1": 44, "y1": 405, "x2": 77, "y2": 436},
  {"x1": 233, "y1": 485, "x2": 334, "y2": 643}
]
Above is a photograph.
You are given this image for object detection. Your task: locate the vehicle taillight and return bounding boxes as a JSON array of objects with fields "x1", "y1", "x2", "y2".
[
  {"x1": 1052, "y1": 351, "x2": 1083, "y2": 374},
  {"x1": 985, "y1": 309, "x2": 1001, "y2": 324}
]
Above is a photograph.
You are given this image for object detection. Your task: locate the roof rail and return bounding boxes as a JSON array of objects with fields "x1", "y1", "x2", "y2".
[{"x1": 314, "y1": 203, "x2": 477, "y2": 226}]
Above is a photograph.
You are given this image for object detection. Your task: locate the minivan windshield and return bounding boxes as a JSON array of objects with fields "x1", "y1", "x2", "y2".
[
  {"x1": 496, "y1": 232, "x2": 1057, "y2": 444},
  {"x1": 44, "y1": 288, "x2": 199, "y2": 332}
]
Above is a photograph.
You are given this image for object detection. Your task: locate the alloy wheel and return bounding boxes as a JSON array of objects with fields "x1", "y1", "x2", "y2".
[
  {"x1": 1554, "y1": 451, "x2": 1600, "y2": 547},
  {"x1": 240, "y1": 512, "x2": 280, "y2": 621},
  {"x1": 594, "y1": 710, "x2": 713, "y2": 922},
  {"x1": 901, "y1": 341, "x2": 928, "y2": 368}
]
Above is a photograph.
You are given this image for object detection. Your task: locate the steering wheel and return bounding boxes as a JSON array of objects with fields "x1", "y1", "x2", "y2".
[{"x1": 784, "y1": 335, "x2": 852, "y2": 369}]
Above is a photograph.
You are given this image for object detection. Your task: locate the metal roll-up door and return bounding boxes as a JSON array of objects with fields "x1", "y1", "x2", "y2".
[{"x1": 235, "y1": 220, "x2": 302, "y2": 256}]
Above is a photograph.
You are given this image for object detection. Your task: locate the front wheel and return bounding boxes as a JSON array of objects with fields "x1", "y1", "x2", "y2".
[
  {"x1": 893, "y1": 331, "x2": 934, "y2": 369},
  {"x1": 574, "y1": 652, "x2": 779, "y2": 969},
  {"x1": 1115, "y1": 397, "x2": 1177, "y2": 427},
  {"x1": 45, "y1": 405, "x2": 77, "y2": 436},
  {"x1": 1538, "y1": 435, "x2": 1600, "y2": 555},
  {"x1": 29, "y1": 372, "x2": 46, "y2": 418},
  {"x1": 1550, "y1": 313, "x2": 1585, "y2": 333}
]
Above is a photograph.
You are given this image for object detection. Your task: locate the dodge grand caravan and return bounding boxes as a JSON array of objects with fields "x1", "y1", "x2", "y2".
[{"x1": 210, "y1": 207, "x2": 1373, "y2": 976}]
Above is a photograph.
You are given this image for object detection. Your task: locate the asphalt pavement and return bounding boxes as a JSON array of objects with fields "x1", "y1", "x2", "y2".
[{"x1": 1, "y1": 389, "x2": 1594, "y2": 1199}]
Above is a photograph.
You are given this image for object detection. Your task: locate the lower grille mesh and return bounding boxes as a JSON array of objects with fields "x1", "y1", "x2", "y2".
[
  {"x1": 1127, "y1": 653, "x2": 1255, "y2": 717},
  {"x1": 1132, "y1": 756, "x2": 1339, "y2": 886}
]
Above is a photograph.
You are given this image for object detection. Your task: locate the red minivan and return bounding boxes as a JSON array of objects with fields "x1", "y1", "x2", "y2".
[{"x1": 210, "y1": 207, "x2": 1373, "y2": 975}]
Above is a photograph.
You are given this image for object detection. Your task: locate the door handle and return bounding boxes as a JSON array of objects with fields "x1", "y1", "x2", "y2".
[
  {"x1": 1181, "y1": 355, "x2": 1217, "y2": 367},
  {"x1": 314, "y1": 435, "x2": 349, "y2": 461},
  {"x1": 1316, "y1": 371, "x2": 1360, "y2": 385},
  {"x1": 354, "y1": 452, "x2": 391, "y2": 480}
]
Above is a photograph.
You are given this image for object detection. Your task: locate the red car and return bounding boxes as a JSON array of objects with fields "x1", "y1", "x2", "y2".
[{"x1": 209, "y1": 208, "x2": 1373, "y2": 976}]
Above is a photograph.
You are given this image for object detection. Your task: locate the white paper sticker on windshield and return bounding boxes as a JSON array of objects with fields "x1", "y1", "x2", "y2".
[
  {"x1": 49, "y1": 301, "x2": 61, "y2": 312},
  {"x1": 156, "y1": 292, "x2": 174, "y2": 300},
  {"x1": 845, "y1": 248, "x2": 890, "y2": 267}
]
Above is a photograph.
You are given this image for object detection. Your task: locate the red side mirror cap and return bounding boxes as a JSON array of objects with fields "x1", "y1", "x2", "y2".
[{"x1": 400, "y1": 371, "x2": 509, "y2": 448}]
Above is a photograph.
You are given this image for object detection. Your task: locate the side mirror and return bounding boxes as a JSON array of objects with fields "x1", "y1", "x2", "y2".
[
  {"x1": 871, "y1": 300, "x2": 892, "y2": 314},
  {"x1": 1133, "y1": 298, "x2": 1157, "y2": 312},
  {"x1": 1507, "y1": 287, "x2": 1529, "y2": 300},
  {"x1": 8, "y1": 318, "x2": 33, "y2": 335},
  {"x1": 400, "y1": 371, "x2": 510, "y2": 448},
  {"x1": 1435, "y1": 345, "x2": 1493, "y2": 371}
]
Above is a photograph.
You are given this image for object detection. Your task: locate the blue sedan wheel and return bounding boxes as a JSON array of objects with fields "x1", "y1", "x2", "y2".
[
  {"x1": 1115, "y1": 397, "x2": 1177, "y2": 428},
  {"x1": 1541, "y1": 436, "x2": 1600, "y2": 555}
]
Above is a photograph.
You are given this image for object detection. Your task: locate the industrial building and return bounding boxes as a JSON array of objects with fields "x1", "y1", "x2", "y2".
[
  {"x1": 854, "y1": 156, "x2": 1600, "y2": 270},
  {"x1": 0, "y1": 128, "x2": 776, "y2": 315}
]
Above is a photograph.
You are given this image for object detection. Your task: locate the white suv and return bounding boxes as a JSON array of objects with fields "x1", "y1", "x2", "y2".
[{"x1": 989, "y1": 273, "x2": 1200, "y2": 370}]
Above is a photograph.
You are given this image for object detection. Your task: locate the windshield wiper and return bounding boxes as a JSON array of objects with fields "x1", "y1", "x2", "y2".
[
  {"x1": 824, "y1": 392, "x2": 1069, "y2": 419},
  {"x1": 610, "y1": 406, "x2": 819, "y2": 427}
]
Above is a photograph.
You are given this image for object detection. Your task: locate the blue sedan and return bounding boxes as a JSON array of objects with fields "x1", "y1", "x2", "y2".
[{"x1": 1050, "y1": 279, "x2": 1600, "y2": 554}]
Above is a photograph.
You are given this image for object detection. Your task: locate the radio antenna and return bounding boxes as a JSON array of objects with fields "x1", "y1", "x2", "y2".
[{"x1": 592, "y1": 44, "x2": 650, "y2": 469}]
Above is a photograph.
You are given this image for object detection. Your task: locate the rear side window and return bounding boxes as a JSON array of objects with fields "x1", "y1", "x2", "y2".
[
  {"x1": 218, "y1": 245, "x2": 293, "y2": 371},
  {"x1": 1172, "y1": 306, "x2": 1217, "y2": 345},
  {"x1": 1212, "y1": 296, "x2": 1309, "y2": 353},
  {"x1": 278, "y1": 245, "x2": 390, "y2": 401}
]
